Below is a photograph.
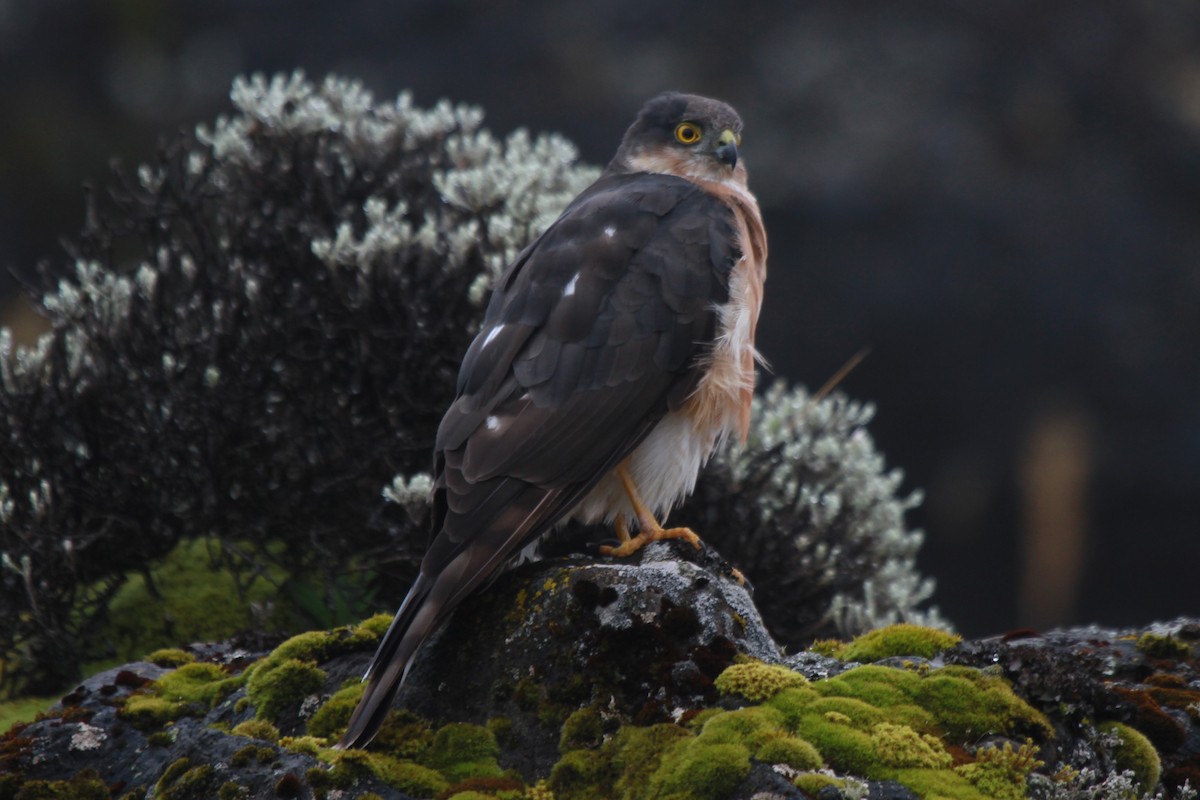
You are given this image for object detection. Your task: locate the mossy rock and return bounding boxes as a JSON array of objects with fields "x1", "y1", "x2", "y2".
[
  {"x1": 154, "y1": 757, "x2": 220, "y2": 800},
  {"x1": 1098, "y1": 720, "x2": 1162, "y2": 794},
  {"x1": 244, "y1": 658, "x2": 326, "y2": 724},
  {"x1": 814, "y1": 664, "x2": 1052, "y2": 741},
  {"x1": 713, "y1": 661, "x2": 809, "y2": 702},
  {"x1": 868, "y1": 722, "x2": 952, "y2": 769},
  {"x1": 832, "y1": 624, "x2": 962, "y2": 663},
  {"x1": 121, "y1": 662, "x2": 242, "y2": 729},
  {"x1": 145, "y1": 649, "x2": 196, "y2": 669},
  {"x1": 306, "y1": 682, "x2": 365, "y2": 740},
  {"x1": 423, "y1": 722, "x2": 504, "y2": 783},
  {"x1": 0, "y1": 769, "x2": 109, "y2": 800},
  {"x1": 311, "y1": 749, "x2": 449, "y2": 797},
  {"x1": 230, "y1": 718, "x2": 281, "y2": 743},
  {"x1": 882, "y1": 767, "x2": 992, "y2": 800},
  {"x1": 1135, "y1": 632, "x2": 1190, "y2": 660},
  {"x1": 646, "y1": 740, "x2": 751, "y2": 799}
]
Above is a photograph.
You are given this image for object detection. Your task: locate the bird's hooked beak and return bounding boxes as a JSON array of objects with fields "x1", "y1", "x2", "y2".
[{"x1": 715, "y1": 129, "x2": 739, "y2": 169}]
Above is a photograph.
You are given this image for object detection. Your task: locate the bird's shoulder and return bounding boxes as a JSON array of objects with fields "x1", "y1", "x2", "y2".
[{"x1": 492, "y1": 171, "x2": 740, "y2": 305}]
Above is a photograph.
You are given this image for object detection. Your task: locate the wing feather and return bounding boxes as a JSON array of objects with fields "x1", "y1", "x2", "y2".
[{"x1": 339, "y1": 171, "x2": 742, "y2": 749}]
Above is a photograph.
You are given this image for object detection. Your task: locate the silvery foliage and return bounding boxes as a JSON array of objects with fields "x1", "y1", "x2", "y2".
[
  {"x1": 1030, "y1": 769, "x2": 1192, "y2": 800},
  {"x1": 679, "y1": 381, "x2": 947, "y2": 645},
  {"x1": 0, "y1": 71, "x2": 596, "y2": 691}
]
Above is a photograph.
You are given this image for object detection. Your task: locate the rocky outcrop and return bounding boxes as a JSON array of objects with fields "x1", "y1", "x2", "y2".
[{"x1": 3, "y1": 543, "x2": 1198, "y2": 799}]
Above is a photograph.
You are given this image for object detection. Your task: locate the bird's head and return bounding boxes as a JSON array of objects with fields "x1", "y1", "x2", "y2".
[{"x1": 609, "y1": 92, "x2": 748, "y2": 186}]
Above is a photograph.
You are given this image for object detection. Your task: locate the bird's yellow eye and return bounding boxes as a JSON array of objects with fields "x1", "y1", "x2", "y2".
[{"x1": 674, "y1": 122, "x2": 702, "y2": 145}]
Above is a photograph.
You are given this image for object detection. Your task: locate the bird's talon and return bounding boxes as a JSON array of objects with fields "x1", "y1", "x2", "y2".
[{"x1": 599, "y1": 525, "x2": 702, "y2": 558}]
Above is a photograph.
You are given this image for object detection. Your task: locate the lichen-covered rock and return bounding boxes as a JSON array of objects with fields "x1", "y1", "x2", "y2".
[
  {"x1": 382, "y1": 541, "x2": 779, "y2": 778},
  {"x1": 3, "y1": 553, "x2": 1198, "y2": 800}
]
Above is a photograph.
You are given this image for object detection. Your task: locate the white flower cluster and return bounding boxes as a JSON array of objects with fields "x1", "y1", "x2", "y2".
[
  {"x1": 382, "y1": 472, "x2": 434, "y2": 521},
  {"x1": 193, "y1": 71, "x2": 597, "y2": 310}
]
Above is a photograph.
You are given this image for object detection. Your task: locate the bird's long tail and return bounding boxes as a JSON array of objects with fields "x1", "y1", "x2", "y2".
[{"x1": 336, "y1": 573, "x2": 435, "y2": 749}]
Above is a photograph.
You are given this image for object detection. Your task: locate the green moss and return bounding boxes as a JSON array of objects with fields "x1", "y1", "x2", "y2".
[
  {"x1": 154, "y1": 757, "x2": 217, "y2": 800},
  {"x1": 808, "y1": 639, "x2": 844, "y2": 658},
  {"x1": 1136, "y1": 632, "x2": 1190, "y2": 660},
  {"x1": 559, "y1": 706, "x2": 604, "y2": 752},
  {"x1": 911, "y1": 667, "x2": 1053, "y2": 740},
  {"x1": 147, "y1": 730, "x2": 174, "y2": 747},
  {"x1": 372, "y1": 709, "x2": 435, "y2": 759},
  {"x1": 868, "y1": 722, "x2": 952, "y2": 769},
  {"x1": 145, "y1": 648, "x2": 195, "y2": 668},
  {"x1": 231, "y1": 718, "x2": 281, "y2": 743},
  {"x1": 320, "y1": 750, "x2": 449, "y2": 797},
  {"x1": 792, "y1": 772, "x2": 846, "y2": 797},
  {"x1": 355, "y1": 613, "x2": 394, "y2": 640},
  {"x1": 646, "y1": 741, "x2": 751, "y2": 800},
  {"x1": 613, "y1": 725, "x2": 695, "y2": 799},
  {"x1": 883, "y1": 768, "x2": 991, "y2": 800},
  {"x1": 764, "y1": 686, "x2": 820, "y2": 728},
  {"x1": 121, "y1": 695, "x2": 181, "y2": 729},
  {"x1": 548, "y1": 749, "x2": 606, "y2": 800},
  {"x1": 447, "y1": 792, "x2": 495, "y2": 800},
  {"x1": 442, "y1": 777, "x2": 526, "y2": 798},
  {"x1": 954, "y1": 738, "x2": 1043, "y2": 800},
  {"x1": 230, "y1": 744, "x2": 277, "y2": 767},
  {"x1": 713, "y1": 661, "x2": 809, "y2": 702},
  {"x1": 364, "y1": 753, "x2": 451, "y2": 796},
  {"x1": 486, "y1": 716, "x2": 514, "y2": 749},
  {"x1": 953, "y1": 765, "x2": 1025, "y2": 800},
  {"x1": 697, "y1": 706, "x2": 786, "y2": 747},
  {"x1": 270, "y1": 631, "x2": 335, "y2": 664},
  {"x1": 813, "y1": 664, "x2": 1052, "y2": 742},
  {"x1": 835, "y1": 624, "x2": 961, "y2": 662},
  {"x1": 804, "y1": 696, "x2": 888, "y2": 728},
  {"x1": 548, "y1": 724, "x2": 694, "y2": 800},
  {"x1": 307, "y1": 682, "x2": 363, "y2": 740},
  {"x1": 158, "y1": 663, "x2": 241, "y2": 705},
  {"x1": 244, "y1": 657, "x2": 326, "y2": 723},
  {"x1": 423, "y1": 722, "x2": 503, "y2": 782},
  {"x1": 815, "y1": 664, "x2": 921, "y2": 706},
  {"x1": 526, "y1": 779, "x2": 555, "y2": 800},
  {"x1": 218, "y1": 782, "x2": 248, "y2": 800},
  {"x1": 683, "y1": 708, "x2": 724, "y2": 732},
  {"x1": 279, "y1": 735, "x2": 326, "y2": 757},
  {"x1": 1098, "y1": 720, "x2": 1161, "y2": 794},
  {"x1": 792, "y1": 713, "x2": 878, "y2": 776},
  {"x1": 123, "y1": 661, "x2": 243, "y2": 729},
  {"x1": 754, "y1": 736, "x2": 822, "y2": 770},
  {"x1": 0, "y1": 770, "x2": 109, "y2": 800}
]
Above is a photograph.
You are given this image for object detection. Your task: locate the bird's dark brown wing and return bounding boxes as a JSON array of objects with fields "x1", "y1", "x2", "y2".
[{"x1": 338, "y1": 172, "x2": 740, "y2": 748}]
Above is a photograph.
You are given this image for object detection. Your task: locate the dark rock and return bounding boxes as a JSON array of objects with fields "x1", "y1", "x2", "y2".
[
  {"x1": 4, "y1": 545, "x2": 1200, "y2": 799},
  {"x1": 382, "y1": 541, "x2": 778, "y2": 777},
  {"x1": 866, "y1": 781, "x2": 920, "y2": 799},
  {"x1": 948, "y1": 618, "x2": 1200, "y2": 794},
  {"x1": 735, "y1": 761, "x2": 808, "y2": 798}
]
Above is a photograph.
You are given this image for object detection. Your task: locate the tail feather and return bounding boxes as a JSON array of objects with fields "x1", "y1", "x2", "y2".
[
  {"x1": 336, "y1": 484, "x2": 576, "y2": 749},
  {"x1": 336, "y1": 574, "x2": 434, "y2": 749}
]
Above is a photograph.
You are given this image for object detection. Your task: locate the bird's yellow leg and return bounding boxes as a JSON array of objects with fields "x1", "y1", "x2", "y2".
[{"x1": 598, "y1": 466, "x2": 701, "y2": 557}]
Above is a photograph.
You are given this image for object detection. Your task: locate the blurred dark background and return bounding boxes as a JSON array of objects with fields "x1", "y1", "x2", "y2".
[{"x1": 1, "y1": 0, "x2": 1197, "y2": 637}]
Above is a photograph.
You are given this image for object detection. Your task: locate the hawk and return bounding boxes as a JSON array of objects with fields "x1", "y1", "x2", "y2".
[{"x1": 338, "y1": 92, "x2": 768, "y2": 748}]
